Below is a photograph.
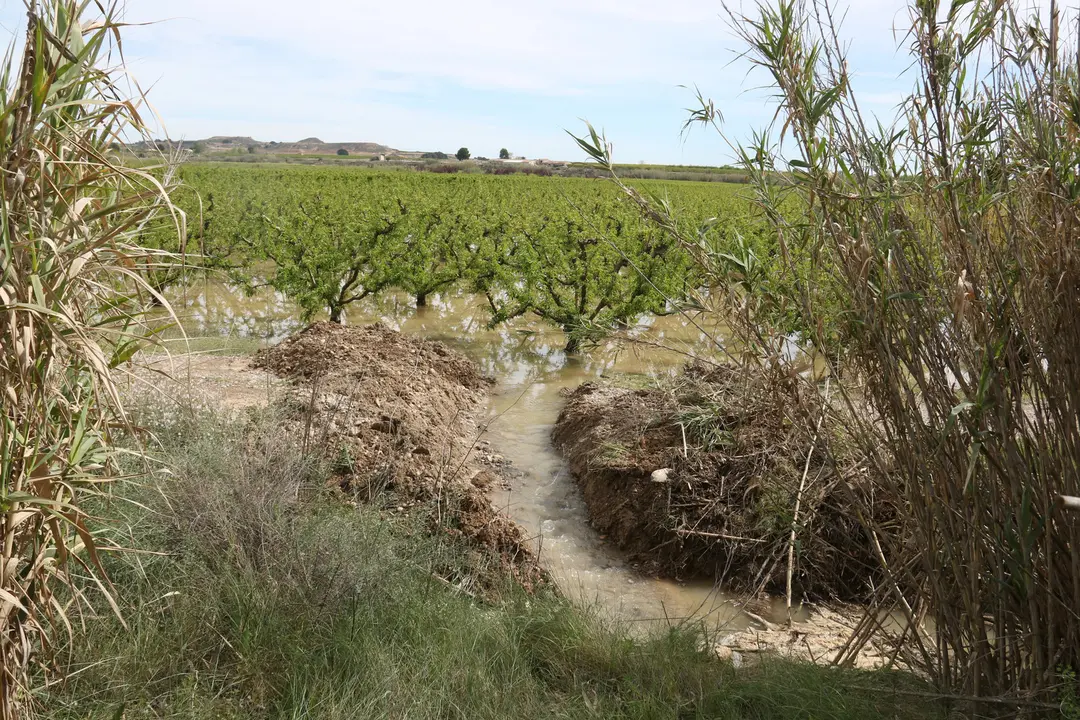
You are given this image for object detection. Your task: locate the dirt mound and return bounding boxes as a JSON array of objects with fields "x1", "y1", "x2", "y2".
[
  {"x1": 552, "y1": 364, "x2": 884, "y2": 601},
  {"x1": 255, "y1": 321, "x2": 489, "y2": 392},
  {"x1": 254, "y1": 322, "x2": 542, "y2": 591}
]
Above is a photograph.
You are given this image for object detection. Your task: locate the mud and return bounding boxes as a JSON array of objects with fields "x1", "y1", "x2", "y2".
[
  {"x1": 125, "y1": 354, "x2": 286, "y2": 411},
  {"x1": 552, "y1": 365, "x2": 881, "y2": 601},
  {"x1": 717, "y1": 605, "x2": 902, "y2": 671}
]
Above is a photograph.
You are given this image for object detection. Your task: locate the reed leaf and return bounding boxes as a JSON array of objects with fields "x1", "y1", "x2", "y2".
[{"x1": 0, "y1": 1, "x2": 180, "y2": 715}]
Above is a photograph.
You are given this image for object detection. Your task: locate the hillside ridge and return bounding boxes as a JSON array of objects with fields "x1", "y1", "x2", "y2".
[{"x1": 130, "y1": 135, "x2": 399, "y2": 156}]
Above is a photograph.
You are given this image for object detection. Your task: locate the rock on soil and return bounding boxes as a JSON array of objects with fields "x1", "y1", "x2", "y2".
[
  {"x1": 718, "y1": 605, "x2": 898, "y2": 671},
  {"x1": 552, "y1": 365, "x2": 883, "y2": 601},
  {"x1": 254, "y1": 322, "x2": 542, "y2": 591}
]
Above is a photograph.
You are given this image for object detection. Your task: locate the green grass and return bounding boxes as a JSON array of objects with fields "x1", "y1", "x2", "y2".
[{"x1": 40, "y1": 404, "x2": 943, "y2": 720}]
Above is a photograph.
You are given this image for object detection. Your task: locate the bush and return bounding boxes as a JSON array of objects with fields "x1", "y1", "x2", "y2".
[
  {"x1": 456, "y1": 146, "x2": 470, "y2": 161},
  {"x1": 337, "y1": 148, "x2": 349, "y2": 156}
]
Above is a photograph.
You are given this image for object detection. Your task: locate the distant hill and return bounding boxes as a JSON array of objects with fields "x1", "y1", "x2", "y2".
[{"x1": 128, "y1": 136, "x2": 398, "y2": 156}]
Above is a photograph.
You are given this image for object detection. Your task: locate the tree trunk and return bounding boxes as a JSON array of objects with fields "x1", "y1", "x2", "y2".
[
  {"x1": 416, "y1": 292, "x2": 427, "y2": 308},
  {"x1": 329, "y1": 306, "x2": 343, "y2": 323},
  {"x1": 564, "y1": 335, "x2": 581, "y2": 354}
]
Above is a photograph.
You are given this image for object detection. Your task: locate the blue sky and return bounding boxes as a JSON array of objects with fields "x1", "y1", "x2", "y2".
[{"x1": 0, "y1": 1, "x2": 956, "y2": 164}]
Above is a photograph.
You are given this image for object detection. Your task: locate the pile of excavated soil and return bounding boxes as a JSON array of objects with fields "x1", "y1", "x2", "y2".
[
  {"x1": 552, "y1": 364, "x2": 887, "y2": 601},
  {"x1": 254, "y1": 322, "x2": 542, "y2": 591}
]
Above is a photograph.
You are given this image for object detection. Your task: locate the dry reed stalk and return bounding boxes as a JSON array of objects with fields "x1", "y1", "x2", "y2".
[
  {"x1": 576, "y1": 0, "x2": 1080, "y2": 707},
  {"x1": 721, "y1": 0, "x2": 1080, "y2": 705},
  {"x1": 0, "y1": 2, "x2": 180, "y2": 715}
]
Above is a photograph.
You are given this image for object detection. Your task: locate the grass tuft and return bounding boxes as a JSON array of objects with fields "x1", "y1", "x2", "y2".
[{"x1": 41, "y1": 404, "x2": 940, "y2": 720}]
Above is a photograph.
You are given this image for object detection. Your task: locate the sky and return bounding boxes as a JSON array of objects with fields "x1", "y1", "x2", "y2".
[{"x1": 0, "y1": 1, "x2": 1011, "y2": 165}]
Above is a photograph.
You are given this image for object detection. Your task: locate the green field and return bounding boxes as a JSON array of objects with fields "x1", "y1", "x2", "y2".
[{"x1": 159, "y1": 164, "x2": 772, "y2": 352}]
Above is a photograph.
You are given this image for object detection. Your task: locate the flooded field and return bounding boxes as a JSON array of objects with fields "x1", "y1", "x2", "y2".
[{"x1": 160, "y1": 281, "x2": 802, "y2": 635}]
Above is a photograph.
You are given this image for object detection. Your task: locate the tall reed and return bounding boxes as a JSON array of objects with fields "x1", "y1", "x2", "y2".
[
  {"x1": 578, "y1": 0, "x2": 1080, "y2": 708},
  {"x1": 0, "y1": 1, "x2": 178, "y2": 715}
]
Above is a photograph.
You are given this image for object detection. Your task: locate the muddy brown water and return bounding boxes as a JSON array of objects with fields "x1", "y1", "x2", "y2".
[{"x1": 161, "y1": 282, "x2": 808, "y2": 635}]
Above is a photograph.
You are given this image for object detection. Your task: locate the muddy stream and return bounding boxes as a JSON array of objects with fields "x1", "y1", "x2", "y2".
[{"x1": 163, "y1": 283, "x2": 809, "y2": 637}]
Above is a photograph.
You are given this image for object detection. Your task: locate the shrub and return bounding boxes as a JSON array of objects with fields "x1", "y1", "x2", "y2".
[
  {"x1": 456, "y1": 147, "x2": 470, "y2": 161},
  {"x1": 337, "y1": 148, "x2": 349, "y2": 156}
]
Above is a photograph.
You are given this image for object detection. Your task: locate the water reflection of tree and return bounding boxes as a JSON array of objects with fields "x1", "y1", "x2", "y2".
[
  {"x1": 159, "y1": 282, "x2": 720, "y2": 383},
  {"x1": 164, "y1": 281, "x2": 304, "y2": 341}
]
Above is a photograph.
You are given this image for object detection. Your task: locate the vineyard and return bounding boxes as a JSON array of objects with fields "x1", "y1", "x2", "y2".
[{"x1": 159, "y1": 165, "x2": 769, "y2": 351}]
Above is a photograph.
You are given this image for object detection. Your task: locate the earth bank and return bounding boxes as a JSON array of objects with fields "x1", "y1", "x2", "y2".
[{"x1": 551, "y1": 363, "x2": 887, "y2": 603}]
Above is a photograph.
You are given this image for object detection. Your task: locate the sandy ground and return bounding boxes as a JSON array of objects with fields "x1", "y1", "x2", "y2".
[{"x1": 125, "y1": 352, "x2": 286, "y2": 411}]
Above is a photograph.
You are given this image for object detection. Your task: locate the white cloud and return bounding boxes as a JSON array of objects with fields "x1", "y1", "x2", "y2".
[
  {"x1": 10, "y1": 0, "x2": 1062, "y2": 162},
  {"x1": 120, "y1": 0, "x2": 730, "y2": 95}
]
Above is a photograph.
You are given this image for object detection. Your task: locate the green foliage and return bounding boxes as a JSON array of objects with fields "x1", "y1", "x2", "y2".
[
  {"x1": 182, "y1": 165, "x2": 762, "y2": 349},
  {"x1": 480, "y1": 185, "x2": 694, "y2": 352},
  {"x1": 337, "y1": 147, "x2": 349, "y2": 156},
  {"x1": 1062, "y1": 667, "x2": 1080, "y2": 720},
  {"x1": 456, "y1": 146, "x2": 471, "y2": 161},
  {"x1": 246, "y1": 182, "x2": 408, "y2": 322},
  {"x1": 499, "y1": 147, "x2": 510, "y2": 159}
]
